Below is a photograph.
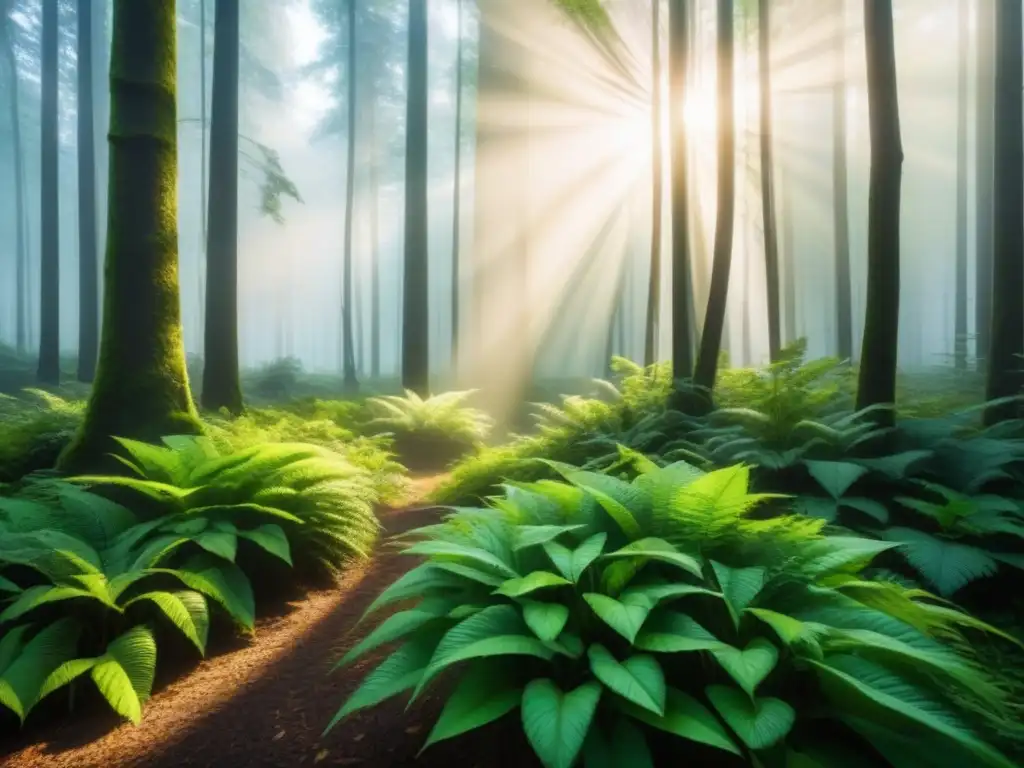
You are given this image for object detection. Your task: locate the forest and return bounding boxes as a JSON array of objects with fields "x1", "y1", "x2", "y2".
[{"x1": 0, "y1": 0, "x2": 1022, "y2": 766}]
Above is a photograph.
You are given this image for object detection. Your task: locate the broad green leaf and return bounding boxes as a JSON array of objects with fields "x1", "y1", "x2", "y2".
[
  {"x1": 36, "y1": 658, "x2": 98, "y2": 704},
  {"x1": 340, "y1": 600, "x2": 455, "y2": 666},
  {"x1": 0, "y1": 575, "x2": 22, "y2": 593},
  {"x1": 431, "y1": 561, "x2": 505, "y2": 587},
  {"x1": 514, "y1": 524, "x2": 587, "y2": 551},
  {"x1": 706, "y1": 684, "x2": 795, "y2": 750},
  {"x1": 125, "y1": 590, "x2": 209, "y2": 654},
  {"x1": 0, "y1": 618, "x2": 80, "y2": 721},
  {"x1": 359, "y1": 564, "x2": 467, "y2": 620},
  {"x1": 544, "y1": 533, "x2": 607, "y2": 583},
  {"x1": 634, "y1": 611, "x2": 727, "y2": 653},
  {"x1": 583, "y1": 592, "x2": 652, "y2": 643},
  {"x1": 881, "y1": 527, "x2": 997, "y2": 596},
  {"x1": 521, "y1": 600, "x2": 570, "y2": 642},
  {"x1": 746, "y1": 608, "x2": 824, "y2": 649},
  {"x1": 841, "y1": 497, "x2": 889, "y2": 524},
  {"x1": 404, "y1": 540, "x2": 519, "y2": 578},
  {"x1": 622, "y1": 686, "x2": 741, "y2": 755},
  {"x1": 587, "y1": 643, "x2": 665, "y2": 715},
  {"x1": 802, "y1": 537, "x2": 900, "y2": 578},
  {"x1": 90, "y1": 625, "x2": 158, "y2": 724},
  {"x1": 581, "y1": 716, "x2": 654, "y2": 768},
  {"x1": 804, "y1": 461, "x2": 867, "y2": 499},
  {"x1": 621, "y1": 582, "x2": 722, "y2": 608},
  {"x1": 238, "y1": 524, "x2": 292, "y2": 565},
  {"x1": 160, "y1": 553, "x2": 256, "y2": 630},
  {"x1": 602, "y1": 538, "x2": 703, "y2": 579},
  {"x1": 710, "y1": 561, "x2": 767, "y2": 624},
  {"x1": 711, "y1": 639, "x2": 779, "y2": 696},
  {"x1": 559, "y1": 469, "x2": 645, "y2": 539},
  {"x1": 0, "y1": 585, "x2": 103, "y2": 625},
  {"x1": 521, "y1": 679, "x2": 602, "y2": 768},
  {"x1": 420, "y1": 661, "x2": 522, "y2": 752},
  {"x1": 793, "y1": 496, "x2": 840, "y2": 523},
  {"x1": 495, "y1": 571, "x2": 571, "y2": 598}
]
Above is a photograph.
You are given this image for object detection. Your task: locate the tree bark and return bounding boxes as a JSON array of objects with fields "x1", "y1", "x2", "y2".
[
  {"x1": 855, "y1": 0, "x2": 903, "y2": 424},
  {"x1": 197, "y1": 0, "x2": 208, "y2": 344},
  {"x1": 953, "y1": 0, "x2": 968, "y2": 369},
  {"x1": 974, "y1": 0, "x2": 995, "y2": 368},
  {"x1": 341, "y1": 0, "x2": 359, "y2": 392},
  {"x1": 1, "y1": 8, "x2": 27, "y2": 354},
  {"x1": 450, "y1": 0, "x2": 463, "y2": 368},
  {"x1": 60, "y1": 0, "x2": 202, "y2": 471},
  {"x1": 643, "y1": 0, "x2": 663, "y2": 366},
  {"x1": 37, "y1": 0, "x2": 60, "y2": 384},
  {"x1": 692, "y1": 0, "x2": 735, "y2": 395},
  {"x1": 833, "y1": 0, "x2": 853, "y2": 360},
  {"x1": 369, "y1": 101, "x2": 381, "y2": 381},
  {"x1": 77, "y1": 0, "x2": 100, "y2": 382},
  {"x1": 983, "y1": 0, "x2": 1024, "y2": 424},
  {"x1": 402, "y1": 0, "x2": 430, "y2": 395},
  {"x1": 201, "y1": 0, "x2": 243, "y2": 414},
  {"x1": 758, "y1": 0, "x2": 780, "y2": 362}
]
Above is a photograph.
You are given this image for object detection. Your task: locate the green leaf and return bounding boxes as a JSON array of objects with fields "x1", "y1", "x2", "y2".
[
  {"x1": 0, "y1": 574, "x2": 22, "y2": 593},
  {"x1": 543, "y1": 533, "x2": 607, "y2": 583},
  {"x1": 710, "y1": 561, "x2": 767, "y2": 624},
  {"x1": 340, "y1": 601, "x2": 455, "y2": 666},
  {"x1": 602, "y1": 538, "x2": 703, "y2": 579},
  {"x1": 161, "y1": 553, "x2": 256, "y2": 630},
  {"x1": 521, "y1": 600, "x2": 570, "y2": 642},
  {"x1": 804, "y1": 461, "x2": 868, "y2": 498},
  {"x1": 420, "y1": 661, "x2": 522, "y2": 753},
  {"x1": 90, "y1": 625, "x2": 158, "y2": 724},
  {"x1": 711, "y1": 639, "x2": 779, "y2": 696},
  {"x1": 0, "y1": 618, "x2": 80, "y2": 721},
  {"x1": 587, "y1": 643, "x2": 665, "y2": 715},
  {"x1": 194, "y1": 531, "x2": 238, "y2": 562},
  {"x1": 431, "y1": 561, "x2": 506, "y2": 588},
  {"x1": 359, "y1": 564, "x2": 468, "y2": 620},
  {"x1": 583, "y1": 592, "x2": 652, "y2": 643},
  {"x1": 0, "y1": 585, "x2": 104, "y2": 625},
  {"x1": 514, "y1": 524, "x2": 588, "y2": 551},
  {"x1": 404, "y1": 540, "x2": 518, "y2": 578},
  {"x1": 706, "y1": 684, "x2": 795, "y2": 750},
  {"x1": 521, "y1": 679, "x2": 602, "y2": 768},
  {"x1": 841, "y1": 497, "x2": 890, "y2": 524},
  {"x1": 496, "y1": 571, "x2": 572, "y2": 598},
  {"x1": 793, "y1": 497, "x2": 840, "y2": 523},
  {"x1": 125, "y1": 590, "x2": 209, "y2": 655},
  {"x1": 634, "y1": 611, "x2": 727, "y2": 653},
  {"x1": 746, "y1": 608, "x2": 823, "y2": 648},
  {"x1": 621, "y1": 687, "x2": 741, "y2": 755},
  {"x1": 581, "y1": 716, "x2": 654, "y2": 768},
  {"x1": 238, "y1": 524, "x2": 292, "y2": 565},
  {"x1": 881, "y1": 527, "x2": 997, "y2": 596}
]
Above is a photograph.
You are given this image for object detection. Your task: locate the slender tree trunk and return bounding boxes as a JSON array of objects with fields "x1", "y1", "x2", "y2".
[
  {"x1": 402, "y1": 0, "x2": 430, "y2": 394},
  {"x1": 758, "y1": 0, "x2": 780, "y2": 361},
  {"x1": 37, "y1": 0, "x2": 59, "y2": 384},
  {"x1": 369, "y1": 103, "x2": 381, "y2": 381},
  {"x1": 450, "y1": 0, "x2": 463, "y2": 367},
  {"x1": 198, "y1": 0, "x2": 208, "y2": 343},
  {"x1": 644, "y1": 0, "x2": 662, "y2": 366},
  {"x1": 341, "y1": 0, "x2": 359, "y2": 392},
  {"x1": 983, "y1": 0, "x2": 1024, "y2": 423},
  {"x1": 60, "y1": 0, "x2": 202, "y2": 471},
  {"x1": 692, "y1": 0, "x2": 735, "y2": 395},
  {"x1": 668, "y1": 0, "x2": 694, "y2": 386},
  {"x1": 202, "y1": 0, "x2": 243, "y2": 413},
  {"x1": 1, "y1": 13, "x2": 27, "y2": 354},
  {"x1": 974, "y1": 0, "x2": 995, "y2": 368},
  {"x1": 855, "y1": 0, "x2": 903, "y2": 423},
  {"x1": 833, "y1": 0, "x2": 853, "y2": 360},
  {"x1": 953, "y1": 0, "x2": 968, "y2": 370},
  {"x1": 780, "y1": 162, "x2": 797, "y2": 344},
  {"x1": 77, "y1": 0, "x2": 99, "y2": 382}
]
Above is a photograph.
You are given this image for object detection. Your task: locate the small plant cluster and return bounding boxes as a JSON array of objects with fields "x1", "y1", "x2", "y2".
[
  {"x1": 330, "y1": 459, "x2": 1021, "y2": 767},
  {"x1": 0, "y1": 436, "x2": 382, "y2": 727}
]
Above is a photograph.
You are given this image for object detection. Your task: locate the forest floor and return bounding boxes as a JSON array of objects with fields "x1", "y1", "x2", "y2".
[{"x1": 0, "y1": 475, "x2": 540, "y2": 768}]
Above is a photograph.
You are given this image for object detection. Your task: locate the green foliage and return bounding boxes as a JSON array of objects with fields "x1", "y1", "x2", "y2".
[
  {"x1": 0, "y1": 390, "x2": 85, "y2": 482},
  {"x1": 329, "y1": 460, "x2": 1017, "y2": 766}
]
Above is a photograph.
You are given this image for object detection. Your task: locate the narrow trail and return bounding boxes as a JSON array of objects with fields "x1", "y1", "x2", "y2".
[{"x1": 1, "y1": 475, "x2": 538, "y2": 768}]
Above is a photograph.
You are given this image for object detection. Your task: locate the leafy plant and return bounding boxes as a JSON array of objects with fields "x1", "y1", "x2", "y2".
[{"x1": 327, "y1": 458, "x2": 1018, "y2": 767}]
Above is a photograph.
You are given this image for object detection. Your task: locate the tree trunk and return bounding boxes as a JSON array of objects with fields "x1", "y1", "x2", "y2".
[
  {"x1": 369, "y1": 102, "x2": 381, "y2": 381},
  {"x1": 60, "y1": 0, "x2": 202, "y2": 471},
  {"x1": 37, "y1": 0, "x2": 60, "y2": 384},
  {"x1": 758, "y1": 0, "x2": 780, "y2": 362},
  {"x1": 974, "y1": 0, "x2": 995, "y2": 368},
  {"x1": 1, "y1": 11, "x2": 27, "y2": 354},
  {"x1": 197, "y1": 0, "x2": 208, "y2": 343},
  {"x1": 692, "y1": 0, "x2": 735, "y2": 395},
  {"x1": 983, "y1": 0, "x2": 1023, "y2": 424},
  {"x1": 668, "y1": 0, "x2": 694, "y2": 387},
  {"x1": 643, "y1": 0, "x2": 662, "y2": 366},
  {"x1": 341, "y1": 0, "x2": 359, "y2": 392},
  {"x1": 953, "y1": 0, "x2": 968, "y2": 370},
  {"x1": 780, "y1": 163, "x2": 797, "y2": 344},
  {"x1": 855, "y1": 0, "x2": 903, "y2": 423},
  {"x1": 201, "y1": 0, "x2": 243, "y2": 414},
  {"x1": 402, "y1": 0, "x2": 430, "y2": 395},
  {"x1": 77, "y1": 0, "x2": 100, "y2": 382},
  {"x1": 833, "y1": 0, "x2": 853, "y2": 361},
  {"x1": 450, "y1": 0, "x2": 463, "y2": 368}
]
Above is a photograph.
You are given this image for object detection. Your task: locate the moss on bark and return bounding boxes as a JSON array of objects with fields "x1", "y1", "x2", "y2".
[{"x1": 59, "y1": 0, "x2": 201, "y2": 473}]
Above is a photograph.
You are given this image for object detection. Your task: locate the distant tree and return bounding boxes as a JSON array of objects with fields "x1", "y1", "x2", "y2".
[
  {"x1": 77, "y1": 0, "x2": 100, "y2": 382},
  {"x1": 341, "y1": 0, "x2": 358, "y2": 392},
  {"x1": 643, "y1": 0, "x2": 662, "y2": 366},
  {"x1": 953, "y1": 0, "x2": 968, "y2": 369},
  {"x1": 37, "y1": 0, "x2": 58, "y2": 384},
  {"x1": 833, "y1": 0, "x2": 853, "y2": 361},
  {"x1": 758, "y1": 0, "x2": 780, "y2": 361}
]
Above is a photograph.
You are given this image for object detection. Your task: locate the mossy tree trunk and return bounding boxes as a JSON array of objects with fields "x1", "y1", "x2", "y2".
[
  {"x1": 77, "y1": 0, "x2": 100, "y2": 383},
  {"x1": 758, "y1": 0, "x2": 780, "y2": 362},
  {"x1": 37, "y1": 0, "x2": 59, "y2": 385},
  {"x1": 643, "y1": 0, "x2": 663, "y2": 367},
  {"x1": 692, "y1": 0, "x2": 736, "y2": 396},
  {"x1": 974, "y1": 0, "x2": 995, "y2": 370},
  {"x1": 402, "y1": 0, "x2": 430, "y2": 395},
  {"x1": 983, "y1": 0, "x2": 1024, "y2": 424},
  {"x1": 202, "y1": 0, "x2": 243, "y2": 414},
  {"x1": 854, "y1": 0, "x2": 903, "y2": 424},
  {"x1": 60, "y1": 0, "x2": 201, "y2": 472}
]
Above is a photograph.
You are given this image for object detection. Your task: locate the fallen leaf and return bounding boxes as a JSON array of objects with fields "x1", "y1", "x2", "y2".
[
  {"x1": 314, "y1": 749, "x2": 330, "y2": 764},
  {"x1": 405, "y1": 725, "x2": 422, "y2": 735},
  {"x1": 352, "y1": 733, "x2": 365, "y2": 742},
  {"x1": 273, "y1": 730, "x2": 285, "y2": 742}
]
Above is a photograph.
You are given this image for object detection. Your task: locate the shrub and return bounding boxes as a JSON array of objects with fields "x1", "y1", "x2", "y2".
[
  {"x1": 0, "y1": 390, "x2": 85, "y2": 482},
  {"x1": 327, "y1": 459, "x2": 1019, "y2": 766}
]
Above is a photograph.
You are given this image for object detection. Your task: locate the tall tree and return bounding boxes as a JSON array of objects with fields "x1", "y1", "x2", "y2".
[
  {"x1": 201, "y1": 0, "x2": 243, "y2": 414},
  {"x1": 758, "y1": 0, "x2": 780, "y2": 361},
  {"x1": 975, "y1": 0, "x2": 995, "y2": 367},
  {"x1": 61, "y1": 0, "x2": 202, "y2": 470},
  {"x1": 402, "y1": 0, "x2": 429, "y2": 394},
  {"x1": 37, "y1": 0, "x2": 59, "y2": 384},
  {"x1": 854, "y1": 0, "x2": 903, "y2": 423},
  {"x1": 983, "y1": 0, "x2": 1023, "y2": 424},
  {"x1": 77, "y1": 0, "x2": 100, "y2": 382},
  {"x1": 197, "y1": 0, "x2": 208, "y2": 343},
  {"x1": 668, "y1": 0, "x2": 694, "y2": 386},
  {"x1": 1, "y1": 2, "x2": 27, "y2": 353},
  {"x1": 953, "y1": 0, "x2": 968, "y2": 369},
  {"x1": 692, "y1": 0, "x2": 735, "y2": 395},
  {"x1": 340, "y1": 0, "x2": 358, "y2": 392},
  {"x1": 833, "y1": 0, "x2": 853, "y2": 360},
  {"x1": 369, "y1": 99, "x2": 381, "y2": 380},
  {"x1": 450, "y1": 0, "x2": 464, "y2": 366},
  {"x1": 643, "y1": 0, "x2": 662, "y2": 366}
]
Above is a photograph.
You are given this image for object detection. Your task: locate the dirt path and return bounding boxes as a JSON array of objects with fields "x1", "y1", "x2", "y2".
[{"x1": 1, "y1": 476, "x2": 539, "y2": 768}]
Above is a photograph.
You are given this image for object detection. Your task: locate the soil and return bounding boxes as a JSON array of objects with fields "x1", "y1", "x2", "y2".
[{"x1": 0, "y1": 475, "x2": 541, "y2": 768}]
